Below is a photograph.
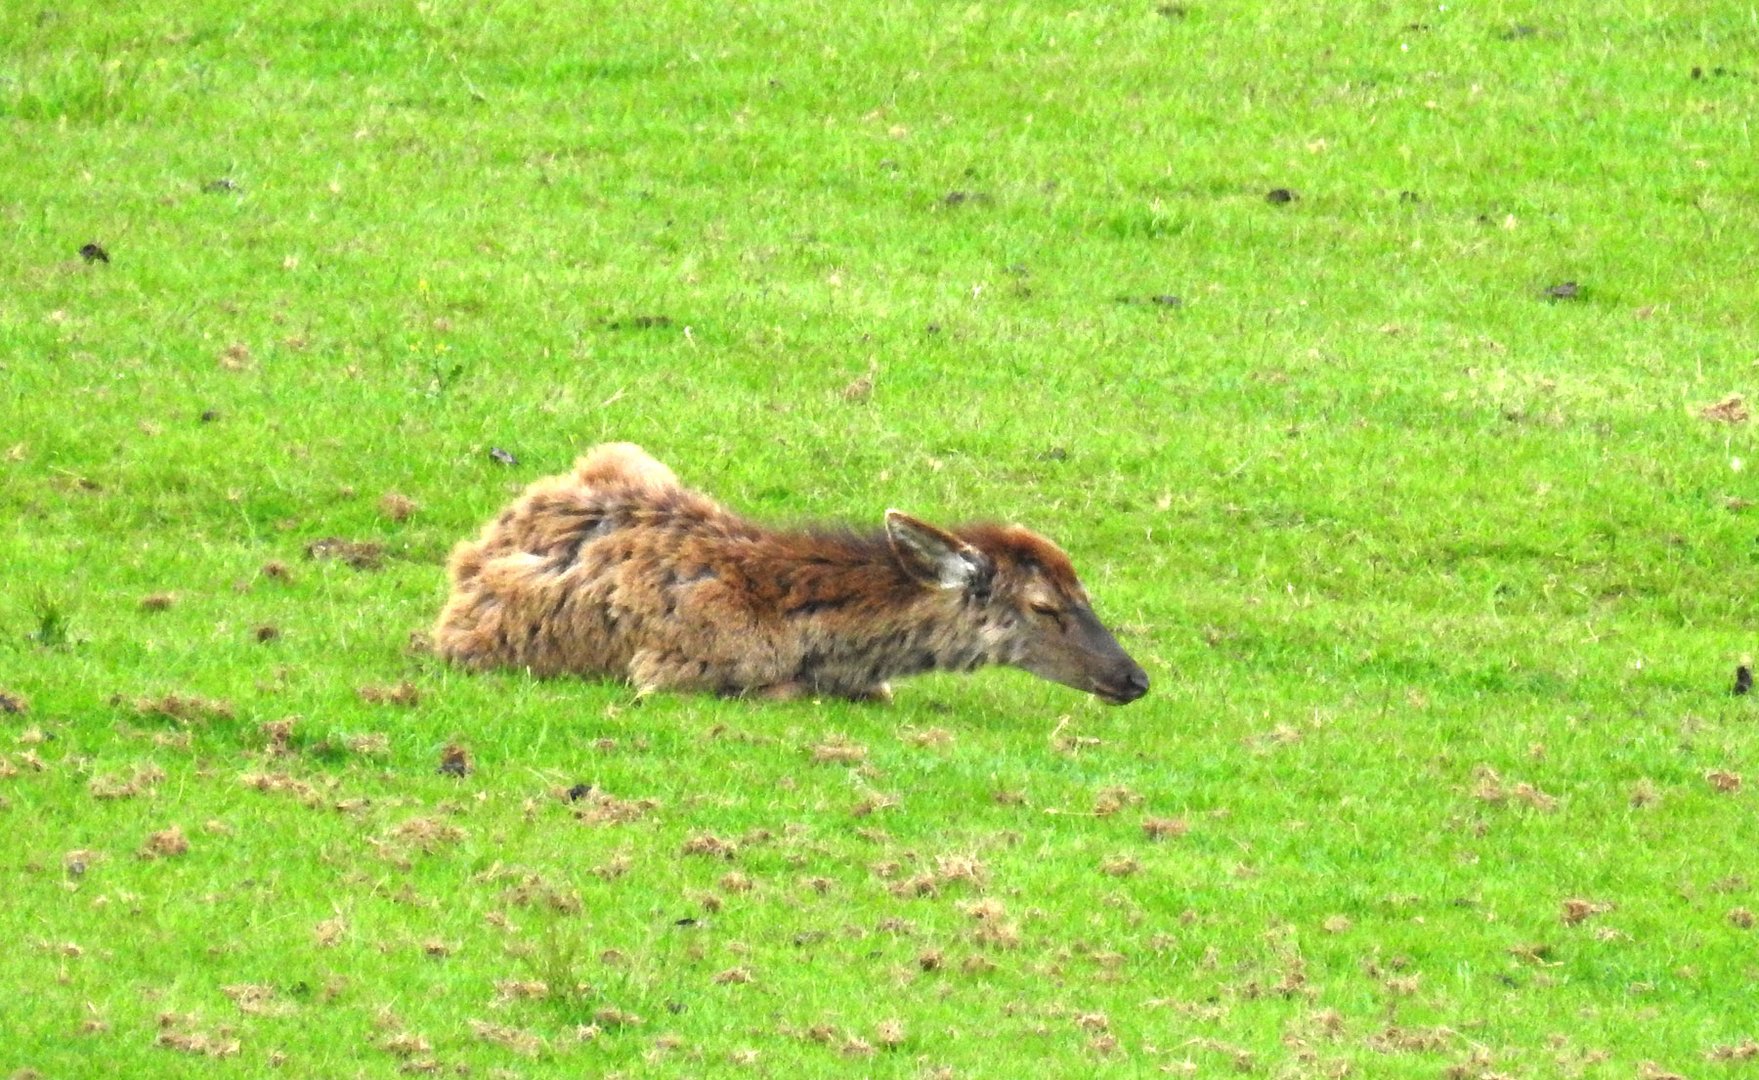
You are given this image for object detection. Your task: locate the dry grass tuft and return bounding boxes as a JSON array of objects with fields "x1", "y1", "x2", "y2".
[
  {"x1": 304, "y1": 537, "x2": 385, "y2": 570},
  {"x1": 359, "y1": 682, "x2": 422, "y2": 707},
  {"x1": 1142, "y1": 816, "x2": 1188, "y2": 841},
  {"x1": 960, "y1": 897, "x2": 1007, "y2": 922},
  {"x1": 126, "y1": 692, "x2": 234, "y2": 724},
  {"x1": 468, "y1": 1019, "x2": 544, "y2": 1056},
  {"x1": 1511, "y1": 782, "x2": 1559, "y2": 811},
  {"x1": 0, "y1": 689, "x2": 27, "y2": 714},
  {"x1": 218, "y1": 342, "x2": 253, "y2": 371},
  {"x1": 1366, "y1": 1025, "x2": 1456, "y2": 1053},
  {"x1": 260, "y1": 717, "x2": 297, "y2": 755},
  {"x1": 156, "y1": 1031, "x2": 240, "y2": 1057},
  {"x1": 592, "y1": 1006, "x2": 642, "y2": 1028},
  {"x1": 239, "y1": 771, "x2": 324, "y2": 806},
  {"x1": 851, "y1": 792, "x2": 898, "y2": 817},
  {"x1": 1472, "y1": 767, "x2": 1558, "y2": 811},
  {"x1": 378, "y1": 1032, "x2": 432, "y2": 1057},
  {"x1": 841, "y1": 1035, "x2": 876, "y2": 1058},
  {"x1": 139, "y1": 825, "x2": 189, "y2": 860},
  {"x1": 934, "y1": 854, "x2": 987, "y2": 887},
  {"x1": 889, "y1": 872, "x2": 938, "y2": 899},
  {"x1": 347, "y1": 732, "x2": 391, "y2": 755},
  {"x1": 1050, "y1": 715, "x2": 1103, "y2": 753},
  {"x1": 89, "y1": 763, "x2": 166, "y2": 800},
  {"x1": 139, "y1": 592, "x2": 177, "y2": 612},
  {"x1": 1093, "y1": 786, "x2": 1139, "y2": 816},
  {"x1": 569, "y1": 789, "x2": 659, "y2": 825},
  {"x1": 379, "y1": 492, "x2": 421, "y2": 522},
  {"x1": 1698, "y1": 393, "x2": 1749, "y2": 424},
  {"x1": 592, "y1": 853, "x2": 633, "y2": 880},
  {"x1": 221, "y1": 984, "x2": 289, "y2": 1017},
  {"x1": 682, "y1": 833, "x2": 738, "y2": 859},
  {"x1": 380, "y1": 817, "x2": 466, "y2": 854},
  {"x1": 811, "y1": 738, "x2": 869, "y2": 765},
  {"x1": 958, "y1": 898, "x2": 1021, "y2": 948},
  {"x1": 490, "y1": 870, "x2": 582, "y2": 914},
  {"x1": 1508, "y1": 942, "x2": 1557, "y2": 965},
  {"x1": 1708, "y1": 1041, "x2": 1759, "y2": 1061},
  {"x1": 1561, "y1": 898, "x2": 1612, "y2": 926},
  {"x1": 494, "y1": 979, "x2": 550, "y2": 1002},
  {"x1": 839, "y1": 360, "x2": 878, "y2": 403},
  {"x1": 1100, "y1": 855, "x2": 1141, "y2": 877},
  {"x1": 903, "y1": 726, "x2": 954, "y2": 748},
  {"x1": 1706, "y1": 770, "x2": 1742, "y2": 794}
]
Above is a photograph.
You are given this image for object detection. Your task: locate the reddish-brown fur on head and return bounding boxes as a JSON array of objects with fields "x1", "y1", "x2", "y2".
[{"x1": 433, "y1": 444, "x2": 1148, "y2": 705}]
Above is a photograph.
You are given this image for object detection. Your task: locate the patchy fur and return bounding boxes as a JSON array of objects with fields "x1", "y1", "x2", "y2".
[{"x1": 434, "y1": 444, "x2": 1148, "y2": 704}]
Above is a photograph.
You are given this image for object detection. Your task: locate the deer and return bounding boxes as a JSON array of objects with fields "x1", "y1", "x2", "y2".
[{"x1": 433, "y1": 443, "x2": 1149, "y2": 705}]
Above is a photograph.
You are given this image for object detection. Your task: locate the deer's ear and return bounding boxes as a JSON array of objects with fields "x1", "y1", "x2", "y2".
[{"x1": 885, "y1": 510, "x2": 991, "y2": 591}]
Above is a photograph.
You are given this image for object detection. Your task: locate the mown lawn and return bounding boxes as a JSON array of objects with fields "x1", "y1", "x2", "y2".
[{"x1": 4, "y1": 1, "x2": 1759, "y2": 1075}]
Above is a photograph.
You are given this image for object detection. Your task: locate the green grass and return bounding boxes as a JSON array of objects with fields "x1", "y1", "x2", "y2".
[{"x1": 5, "y1": 1, "x2": 1759, "y2": 1075}]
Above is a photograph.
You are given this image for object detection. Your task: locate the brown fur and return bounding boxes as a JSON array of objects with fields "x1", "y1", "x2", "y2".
[{"x1": 434, "y1": 443, "x2": 1148, "y2": 703}]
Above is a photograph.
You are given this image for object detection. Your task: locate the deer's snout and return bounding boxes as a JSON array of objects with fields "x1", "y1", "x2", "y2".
[
  {"x1": 1114, "y1": 665, "x2": 1150, "y2": 703},
  {"x1": 1096, "y1": 661, "x2": 1150, "y2": 705}
]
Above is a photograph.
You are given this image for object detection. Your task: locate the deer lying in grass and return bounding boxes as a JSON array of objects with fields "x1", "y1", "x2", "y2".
[{"x1": 434, "y1": 443, "x2": 1149, "y2": 705}]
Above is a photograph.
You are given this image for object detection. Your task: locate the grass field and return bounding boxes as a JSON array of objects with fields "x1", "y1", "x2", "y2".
[{"x1": 6, "y1": 1, "x2": 1759, "y2": 1075}]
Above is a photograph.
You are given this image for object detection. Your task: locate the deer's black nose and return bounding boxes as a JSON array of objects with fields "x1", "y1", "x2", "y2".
[
  {"x1": 1119, "y1": 667, "x2": 1150, "y2": 701},
  {"x1": 1100, "y1": 664, "x2": 1149, "y2": 704}
]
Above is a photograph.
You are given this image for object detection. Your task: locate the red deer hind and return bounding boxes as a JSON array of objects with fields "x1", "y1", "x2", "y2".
[{"x1": 434, "y1": 443, "x2": 1149, "y2": 705}]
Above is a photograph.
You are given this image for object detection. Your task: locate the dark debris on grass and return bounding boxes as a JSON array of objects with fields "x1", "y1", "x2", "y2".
[
  {"x1": 605, "y1": 315, "x2": 672, "y2": 330},
  {"x1": 437, "y1": 743, "x2": 473, "y2": 778}
]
